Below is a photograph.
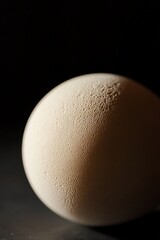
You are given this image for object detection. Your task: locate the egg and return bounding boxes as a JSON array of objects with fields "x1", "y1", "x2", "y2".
[{"x1": 22, "y1": 73, "x2": 160, "y2": 226}]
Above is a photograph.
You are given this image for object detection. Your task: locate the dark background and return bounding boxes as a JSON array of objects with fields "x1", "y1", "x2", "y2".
[
  {"x1": 1, "y1": 0, "x2": 160, "y2": 131},
  {"x1": 1, "y1": 1, "x2": 160, "y2": 239}
]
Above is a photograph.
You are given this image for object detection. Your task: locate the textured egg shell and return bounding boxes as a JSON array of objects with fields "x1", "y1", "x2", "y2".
[{"x1": 22, "y1": 73, "x2": 160, "y2": 226}]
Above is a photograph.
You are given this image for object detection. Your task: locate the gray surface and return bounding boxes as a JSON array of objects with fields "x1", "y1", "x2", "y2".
[{"x1": 1, "y1": 133, "x2": 160, "y2": 240}]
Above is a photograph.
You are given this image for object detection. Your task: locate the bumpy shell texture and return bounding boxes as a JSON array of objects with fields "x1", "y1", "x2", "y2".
[{"x1": 22, "y1": 73, "x2": 160, "y2": 226}]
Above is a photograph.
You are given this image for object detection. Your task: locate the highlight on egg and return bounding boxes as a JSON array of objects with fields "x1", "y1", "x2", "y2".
[{"x1": 22, "y1": 73, "x2": 160, "y2": 226}]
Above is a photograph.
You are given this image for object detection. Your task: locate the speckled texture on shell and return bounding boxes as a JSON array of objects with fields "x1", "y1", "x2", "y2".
[{"x1": 22, "y1": 73, "x2": 160, "y2": 226}]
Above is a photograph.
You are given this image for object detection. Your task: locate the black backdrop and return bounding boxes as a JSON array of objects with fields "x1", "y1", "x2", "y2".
[{"x1": 1, "y1": 0, "x2": 160, "y2": 131}]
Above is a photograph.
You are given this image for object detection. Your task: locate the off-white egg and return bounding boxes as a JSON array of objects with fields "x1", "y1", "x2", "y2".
[{"x1": 22, "y1": 73, "x2": 160, "y2": 226}]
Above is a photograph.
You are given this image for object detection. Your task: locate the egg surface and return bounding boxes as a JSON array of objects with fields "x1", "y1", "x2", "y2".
[{"x1": 22, "y1": 73, "x2": 160, "y2": 226}]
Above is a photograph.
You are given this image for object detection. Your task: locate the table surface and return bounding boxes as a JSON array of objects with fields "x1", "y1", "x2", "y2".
[{"x1": 1, "y1": 132, "x2": 160, "y2": 240}]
